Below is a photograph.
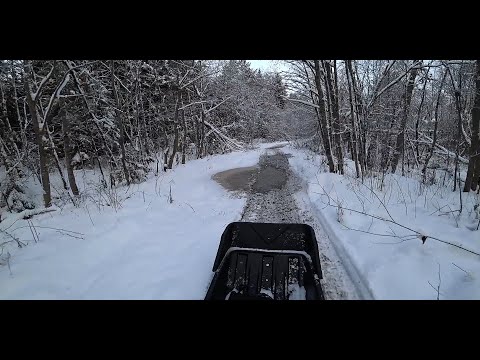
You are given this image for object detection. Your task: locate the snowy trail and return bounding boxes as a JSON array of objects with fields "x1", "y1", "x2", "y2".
[
  {"x1": 1, "y1": 141, "x2": 365, "y2": 300},
  {"x1": 237, "y1": 146, "x2": 363, "y2": 299}
]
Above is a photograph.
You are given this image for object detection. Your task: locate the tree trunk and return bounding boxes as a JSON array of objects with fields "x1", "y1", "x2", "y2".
[
  {"x1": 0, "y1": 79, "x2": 21, "y2": 160},
  {"x1": 312, "y1": 60, "x2": 335, "y2": 173},
  {"x1": 194, "y1": 113, "x2": 200, "y2": 157},
  {"x1": 110, "y1": 60, "x2": 130, "y2": 186},
  {"x1": 139, "y1": 87, "x2": 150, "y2": 157},
  {"x1": 346, "y1": 60, "x2": 366, "y2": 174},
  {"x1": 60, "y1": 98, "x2": 79, "y2": 195},
  {"x1": 181, "y1": 105, "x2": 187, "y2": 164},
  {"x1": 464, "y1": 60, "x2": 480, "y2": 192},
  {"x1": 47, "y1": 124, "x2": 69, "y2": 191},
  {"x1": 322, "y1": 62, "x2": 334, "y2": 147},
  {"x1": 381, "y1": 103, "x2": 398, "y2": 172},
  {"x1": 23, "y1": 64, "x2": 52, "y2": 208},
  {"x1": 452, "y1": 81, "x2": 463, "y2": 193},
  {"x1": 423, "y1": 70, "x2": 446, "y2": 182},
  {"x1": 134, "y1": 72, "x2": 143, "y2": 160},
  {"x1": 345, "y1": 60, "x2": 361, "y2": 178},
  {"x1": 10, "y1": 61, "x2": 27, "y2": 151},
  {"x1": 199, "y1": 109, "x2": 206, "y2": 159},
  {"x1": 391, "y1": 61, "x2": 420, "y2": 173},
  {"x1": 168, "y1": 94, "x2": 180, "y2": 169},
  {"x1": 323, "y1": 60, "x2": 343, "y2": 174},
  {"x1": 330, "y1": 60, "x2": 344, "y2": 174},
  {"x1": 168, "y1": 125, "x2": 179, "y2": 169},
  {"x1": 415, "y1": 77, "x2": 428, "y2": 162},
  {"x1": 470, "y1": 154, "x2": 480, "y2": 192}
]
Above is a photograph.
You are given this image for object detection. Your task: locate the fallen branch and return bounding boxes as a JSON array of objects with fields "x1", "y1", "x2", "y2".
[
  {"x1": 19, "y1": 207, "x2": 57, "y2": 220},
  {"x1": 0, "y1": 230, "x2": 27, "y2": 248},
  {"x1": 411, "y1": 129, "x2": 468, "y2": 164},
  {"x1": 340, "y1": 221, "x2": 418, "y2": 242},
  {"x1": 11, "y1": 225, "x2": 84, "y2": 236},
  {"x1": 202, "y1": 119, "x2": 244, "y2": 150},
  {"x1": 184, "y1": 202, "x2": 196, "y2": 213},
  {"x1": 452, "y1": 262, "x2": 474, "y2": 279}
]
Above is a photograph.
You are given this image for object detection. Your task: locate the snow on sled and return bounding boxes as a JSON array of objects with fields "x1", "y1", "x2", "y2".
[{"x1": 205, "y1": 222, "x2": 325, "y2": 300}]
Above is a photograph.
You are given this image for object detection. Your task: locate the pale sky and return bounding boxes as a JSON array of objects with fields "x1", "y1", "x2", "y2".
[
  {"x1": 248, "y1": 60, "x2": 273, "y2": 71},
  {"x1": 247, "y1": 60, "x2": 288, "y2": 73}
]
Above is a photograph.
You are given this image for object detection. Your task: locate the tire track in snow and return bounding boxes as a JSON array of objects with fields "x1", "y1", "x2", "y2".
[{"x1": 294, "y1": 189, "x2": 370, "y2": 300}]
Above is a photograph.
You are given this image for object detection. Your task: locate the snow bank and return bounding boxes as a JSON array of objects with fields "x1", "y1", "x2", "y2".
[
  {"x1": 284, "y1": 145, "x2": 480, "y2": 300},
  {"x1": 0, "y1": 144, "x2": 273, "y2": 299}
]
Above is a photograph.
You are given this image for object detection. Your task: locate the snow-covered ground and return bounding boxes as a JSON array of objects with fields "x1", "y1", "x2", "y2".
[
  {"x1": 2, "y1": 140, "x2": 479, "y2": 300},
  {"x1": 0, "y1": 144, "x2": 274, "y2": 299},
  {"x1": 283, "y1": 145, "x2": 480, "y2": 300}
]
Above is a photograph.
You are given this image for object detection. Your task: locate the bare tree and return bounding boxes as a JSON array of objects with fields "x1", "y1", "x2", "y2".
[
  {"x1": 464, "y1": 60, "x2": 480, "y2": 192},
  {"x1": 110, "y1": 60, "x2": 130, "y2": 186},
  {"x1": 23, "y1": 61, "x2": 55, "y2": 208},
  {"x1": 423, "y1": 69, "x2": 447, "y2": 182},
  {"x1": 324, "y1": 60, "x2": 344, "y2": 174},
  {"x1": 312, "y1": 60, "x2": 335, "y2": 172},
  {"x1": 59, "y1": 97, "x2": 79, "y2": 196},
  {"x1": 391, "y1": 61, "x2": 420, "y2": 174},
  {"x1": 345, "y1": 60, "x2": 361, "y2": 178}
]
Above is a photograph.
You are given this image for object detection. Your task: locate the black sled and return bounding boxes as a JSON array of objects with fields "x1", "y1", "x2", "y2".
[{"x1": 205, "y1": 222, "x2": 325, "y2": 300}]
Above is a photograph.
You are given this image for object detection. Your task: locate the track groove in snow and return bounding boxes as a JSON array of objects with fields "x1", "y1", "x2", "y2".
[{"x1": 294, "y1": 190, "x2": 372, "y2": 300}]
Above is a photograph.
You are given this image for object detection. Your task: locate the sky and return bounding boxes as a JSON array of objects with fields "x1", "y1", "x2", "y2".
[
  {"x1": 247, "y1": 60, "x2": 288, "y2": 73},
  {"x1": 248, "y1": 60, "x2": 273, "y2": 72}
]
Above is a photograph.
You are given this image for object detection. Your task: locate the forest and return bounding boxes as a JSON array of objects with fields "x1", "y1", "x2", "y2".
[
  {"x1": 1, "y1": 60, "x2": 478, "y2": 214},
  {"x1": 1, "y1": 59, "x2": 479, "y2": 300}
]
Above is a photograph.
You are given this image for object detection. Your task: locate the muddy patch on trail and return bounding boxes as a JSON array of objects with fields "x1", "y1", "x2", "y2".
[
  {"x1": 251, "y1": 167, "x2": 286, "y2": 193},
  {"x1": 212, "y1": 166, "x2": 258, "y2": 193},
  {"x1": 241, "y1": 152, "x2": 302, "y2": 223}
]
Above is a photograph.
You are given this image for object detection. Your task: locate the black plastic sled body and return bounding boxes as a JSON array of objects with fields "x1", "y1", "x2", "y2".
[{"x1": 205, "y1": 222, "x2": 325, "y2": 300}]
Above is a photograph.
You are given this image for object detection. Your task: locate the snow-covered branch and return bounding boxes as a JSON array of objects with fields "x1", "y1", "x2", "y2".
[
  {"x1": 205, "y1": 96, "x2": 232, "y2": 115},
  {"x1": 366, "y1": 60, "x2": 421, "y2": 110},
  {"x1": 282, "y1": 96, "x2": 320, "y2": 109},
  {"x1": 29, "y1": 61, "x2": 56, "y2": 102},
  {"x1": 410, "y1": 129, "x2": 469, "y2": 163}
]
